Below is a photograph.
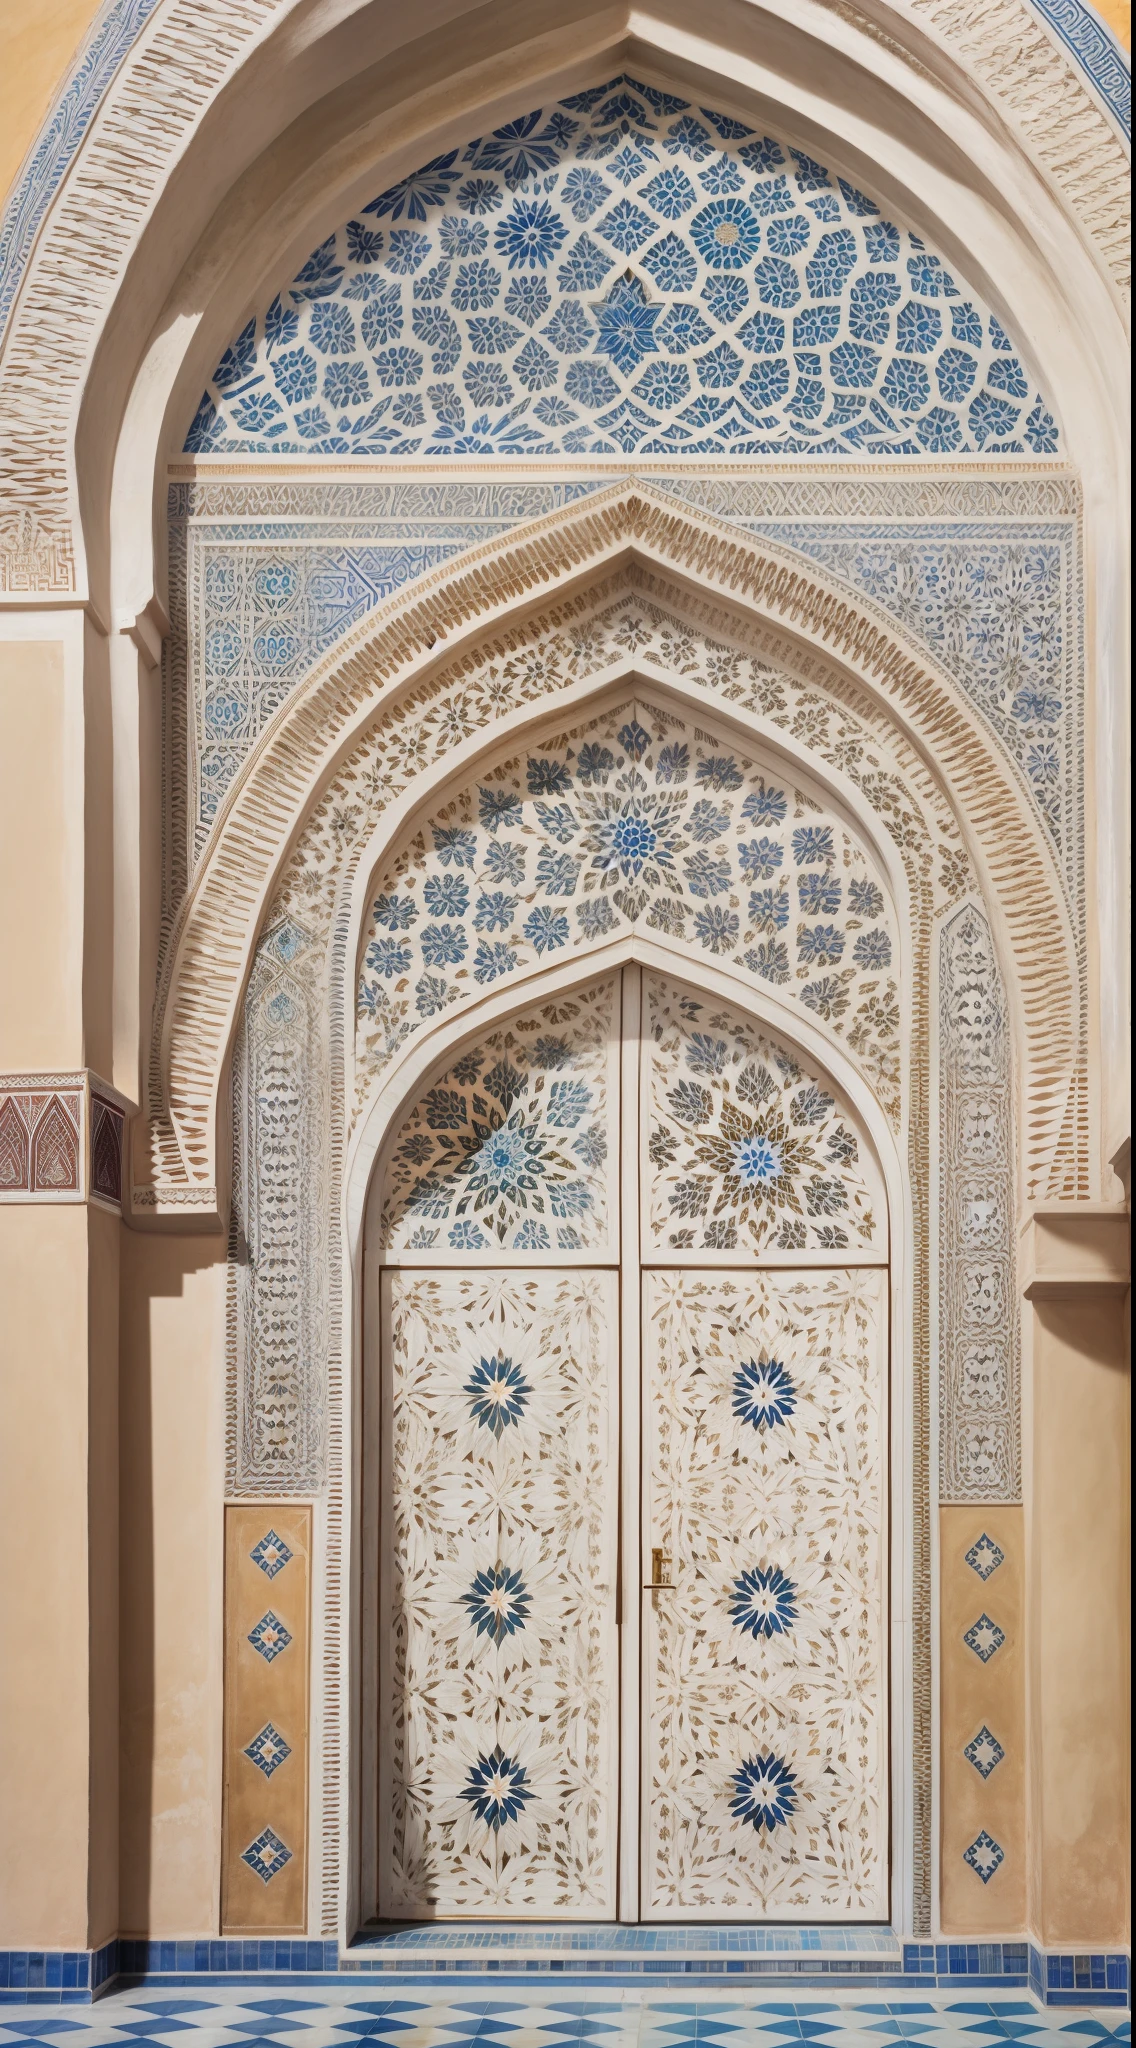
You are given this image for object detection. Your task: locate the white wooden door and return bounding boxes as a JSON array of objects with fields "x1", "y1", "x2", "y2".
[
  {"x1": 373, "y1": 966, "x2": 889, "y2": 1921},
  {"x1": 379, "y1": 1268, "x2": 620, "y2": 1917},
  {"x1": 640, "y1": 1268, "x2": 889, "y2": 1919}
]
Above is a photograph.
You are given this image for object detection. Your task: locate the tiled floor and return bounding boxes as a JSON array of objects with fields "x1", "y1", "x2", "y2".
[{"x1": 0, "y1": 1989, "x2": 1129, "y2": 2048}]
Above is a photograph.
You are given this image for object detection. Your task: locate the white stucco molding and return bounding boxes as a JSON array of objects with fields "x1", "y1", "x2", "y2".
[
  {"x1": 138, "y1": 482, "x2": 1079, "y2": 1221},
  {"x1": 0, "y1": 0, "x2": 1128, "y2": 607}
]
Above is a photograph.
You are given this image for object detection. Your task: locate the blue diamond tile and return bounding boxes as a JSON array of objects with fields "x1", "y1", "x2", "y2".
[
  {"x1": 250, "y1": 1530, "x2": 294, "y2": 1579},
  {"x1": 248, "y1": 1611, "x2": 292, "y2": 1662},
  {"x1": 963, "y1": 1831, "x2": 1005, "y2": 1883},
  {"x1": 243, "y1": 1722, "x2": 293, "y2": 1778},
  {"x1": 964, "y1": 1533, "x2": 1005, "y2": 1580},
  {"x1": 963, "y1": 1725, "x2": 1005, "y2": 1778},
  {"x1": 963, "y1": 1613, "x2": 1006, "y2": 1662},
  {"x1": 240, "y1": 1827, "x2": 294, "y2": 1883}
]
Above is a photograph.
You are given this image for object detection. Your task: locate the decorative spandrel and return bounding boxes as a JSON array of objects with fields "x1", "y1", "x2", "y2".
[
  {"x1": 376, "y1": 977, "x2": 618, "y2": 1258},
  {"x1": 358, "y1": 695, "x2": 900, "y2": 1123},
  {"x1": 642, "y1": 1268, "x2": 888, "y2": 1920},
  {"x1": 643, "y1": 973, "x2": 885, "y2": 1258},
  {"x1": 380, "y1": 1270, "x2": 619, "y2": 1918}
]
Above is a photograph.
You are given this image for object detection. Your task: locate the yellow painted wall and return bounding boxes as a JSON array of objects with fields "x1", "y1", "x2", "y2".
[
  {"x1": 0, "y1": 0, "x2": 105, "y2": 207},
  {"x1": 1094, "y1": 0, "x2": 1131, "y2": 44}
]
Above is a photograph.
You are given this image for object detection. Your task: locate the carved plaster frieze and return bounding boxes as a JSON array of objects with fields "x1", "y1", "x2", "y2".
[
  {"x1": 0, "y1": 1, "x2": 1127, "y2": 594},
  {"x1": 141, "y1": 483, "x2": 1080, "y2": 1218}
]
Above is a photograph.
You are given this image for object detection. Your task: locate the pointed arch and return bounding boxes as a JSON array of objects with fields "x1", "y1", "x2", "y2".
[{"x1": 143, "y1": 482, "x2": 1078, "y2": 1217}]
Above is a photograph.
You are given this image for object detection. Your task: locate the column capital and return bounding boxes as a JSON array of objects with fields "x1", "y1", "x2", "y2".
[{"x1": 1020, "y1": 1202, "x2": 1130, "y2": 1300}]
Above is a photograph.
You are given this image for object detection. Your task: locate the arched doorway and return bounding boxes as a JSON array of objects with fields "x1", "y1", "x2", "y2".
[{"x1": 364, "y1": 963, "x2": 889, "y2": 1921}]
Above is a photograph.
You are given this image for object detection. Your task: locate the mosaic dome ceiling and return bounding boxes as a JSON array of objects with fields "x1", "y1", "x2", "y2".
[{"x1": 188, "y1": 75, "x2": 1058, "y2": 458}]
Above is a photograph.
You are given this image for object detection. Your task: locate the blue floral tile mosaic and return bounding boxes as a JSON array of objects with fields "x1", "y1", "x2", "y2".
[{"x1": 188, "y1": 77, "x2": 1057, "y2": 460}]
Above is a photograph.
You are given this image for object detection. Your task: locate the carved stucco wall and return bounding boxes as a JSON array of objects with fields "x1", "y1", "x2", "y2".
[
  {"x1": 0, "y1": 0, "x2": 1114, "y2": 1959},
  {"x1": 0, "y1": 0, "x2": 1129, "y2": 591},
  {"x1": 212, "y1": 528, "x2": 1053, "y2": 1933}
]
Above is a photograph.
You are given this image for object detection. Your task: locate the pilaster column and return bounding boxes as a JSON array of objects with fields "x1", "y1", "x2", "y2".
[{"x1": 0, "y1": 617, "x2": 123, "y2": 1957}]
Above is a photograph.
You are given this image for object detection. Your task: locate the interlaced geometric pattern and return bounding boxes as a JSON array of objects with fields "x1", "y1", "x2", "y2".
[
  {"x1": 377, "y1": 978, "x2": 618, "y2": 1257},
  {"x1": 379, "y1": 1270, "x2": 619, "y2": 1917},
  {"x1": 938, "y1": 904, "x2": 1020, "y2": 1502},
  {"x1": 0, "y1": 1988, "x2": 1129, "y2": 2038},
  {"x1": 358, "y1": 695, "x2": 900, "y2": 1120},
  {"x1": 642, "y1": 1268, "x2": 888, "y2": 1919},
  {"x1": 643, "y1": 972, "x2": 885, "y2": 1257},
  {"x1": 189, "y1": 76, "x2": 1057, "y2": 458}
]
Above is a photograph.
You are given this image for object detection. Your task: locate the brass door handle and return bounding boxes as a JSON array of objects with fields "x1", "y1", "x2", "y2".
[{"x1": 648, "y1": 1547, "x2": 674, "y2": 1589}]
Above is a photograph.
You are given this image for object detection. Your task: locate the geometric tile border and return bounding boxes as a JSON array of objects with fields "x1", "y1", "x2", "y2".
[{"x1": 1, "y1": 1937, "x2": 1128, "y2": 2005}]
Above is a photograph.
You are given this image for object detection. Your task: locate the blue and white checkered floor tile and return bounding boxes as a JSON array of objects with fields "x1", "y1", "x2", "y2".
[
  {"x1": 0, "y1": 1992, "x2": 1130, "y2": 2048},
  {"x1": 0, "y1": 1995, "x2": 1130, "y2": 2048}
]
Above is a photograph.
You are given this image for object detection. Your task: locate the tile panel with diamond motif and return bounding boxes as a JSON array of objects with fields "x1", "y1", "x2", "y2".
[
  {"x1": 249, "y1": 1530, "x2": 294, "y2": 1579},
  {"x1": 240, "y1": 1827, "x2": 293, "y2": 1884},
  {"x1": 964, "y1": 1533, "x2": 1005, "y2": 1581},
  {"x1": 963, "y1": 1725, "x2": 1005, "y2": 1779},
  {"x1": 962, "y1": 1829, "x2": 1005, "y2": 1883},
  {"x1": 247, "y1": 1612, "x2": 292, "y2": 1663},
  {"x1": 963, "y1": 1613, "x2": 1005, "y2": 1663},
  {"x1": 242, "y1": 1722, "x2": 293, "y2": 1779}
]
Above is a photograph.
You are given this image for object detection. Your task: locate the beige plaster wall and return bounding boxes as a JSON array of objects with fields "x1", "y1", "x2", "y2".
[
  {"x1": 88, "y1": 1200, "x2": 122, "y2": 1947},
  {"x1": 118, "y1": 1230, "x2": 226, "y2": 1936},
  {"x1": 0, "y1": 1205, "x2": 104, "y2": 1947},
  {"x1": 1028, "y1": 1292, "x2": 1131, "y2": 1944},
  {"x1": 0, "y1": 643, "x2": 79, "y2": 1070}
]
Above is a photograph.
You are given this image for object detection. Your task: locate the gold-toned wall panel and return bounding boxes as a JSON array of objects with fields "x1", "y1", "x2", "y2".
[
  {"x1": 222, "y1": 1505, "x2": 310, "y2": 1933},
  {"x1": 939, "y1": 1505, "x2": 1026, "y2": 1930}
]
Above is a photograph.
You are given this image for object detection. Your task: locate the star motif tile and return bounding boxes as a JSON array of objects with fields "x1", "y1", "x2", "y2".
[
  {"x1": 250, "y1": 1530, "x2": 294, "y2": 1579},
  {"x1": 965, "y1": 1532, "x2": 1005, "y2": 1580},
  {"x1": 590, "y1": 271, "x2": 662, "y2": 374},
  {"x1": 243, "y1": 1722, "x2": 293, "y2": 1778},
  {"x1": 240, "y1": 1826, "x2": 293, "y2": 1883},
  {"x1": 963, "y1": 1725, "x2": 1006, "y2": 1778},
  {"x1": 963, "y1": 1612, "x2": 1006, "y2": 1662},
  {"x1": 963, "y1": 1828, "x2": 1005, "y2": 1883},
  {"x1": 247, "y1": 1611, "x2": 292, "y2": 1662}
]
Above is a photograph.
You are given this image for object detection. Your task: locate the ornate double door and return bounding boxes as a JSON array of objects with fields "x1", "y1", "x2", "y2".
[{"x1": 372, "y1": 968, "x2": 889, "y2": 1921}]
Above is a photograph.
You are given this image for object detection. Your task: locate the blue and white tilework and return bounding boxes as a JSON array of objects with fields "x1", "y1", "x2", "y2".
[
  {"x1": 965, "y1": 1534, "x2": 1006, "y2": 1581},
  {"x1": 663, "y1": 494, "x2": 1082, "y2": 893},
  {"x1": 357, "y1": 694, "x2": 901, "y2": 1121},
  {"x1": 963, "y1": 1615, "x2": 1007, "y2": 1663},
  {"x1": 964, "y1": 1726, "x2": 1006, "y2": 1779},
  {"x1": 169, "y1": 482, "x2": 1083, "y2": 937},
  {"x1": 377, "y1": 978, "x2": 618, "y2": 1255},
  {"x1": 0, "y1": 1984, "x2": 1130, "y2": 2043},
  {"x1": 188, "y1": 77, "x2": 1057, "y2": 460},
  {"x1": 0, "y1": 0, "x2": 1124, "y2": 372}
]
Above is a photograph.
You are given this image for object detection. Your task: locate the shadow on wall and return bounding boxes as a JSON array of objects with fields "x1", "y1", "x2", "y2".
[{"x1": 118, "y1": 1230, "x2": 226, "y2": 1938}]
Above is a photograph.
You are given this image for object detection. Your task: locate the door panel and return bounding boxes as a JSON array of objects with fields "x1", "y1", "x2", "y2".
[
  {"x1": 379, "y1": 1268, "x2": 620, "y2": 1917},
  {"x1": 641, "y1": 971, "x2": 888, "y2": 1264},
  {"x1": 641, "y1": 1268, "x2": 888, "y2": 1920}
]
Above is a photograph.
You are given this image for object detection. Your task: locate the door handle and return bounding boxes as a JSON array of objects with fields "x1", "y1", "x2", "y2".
[{"x1": 648, "y1": 1546, "x2": 674, "y2": 1589}]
